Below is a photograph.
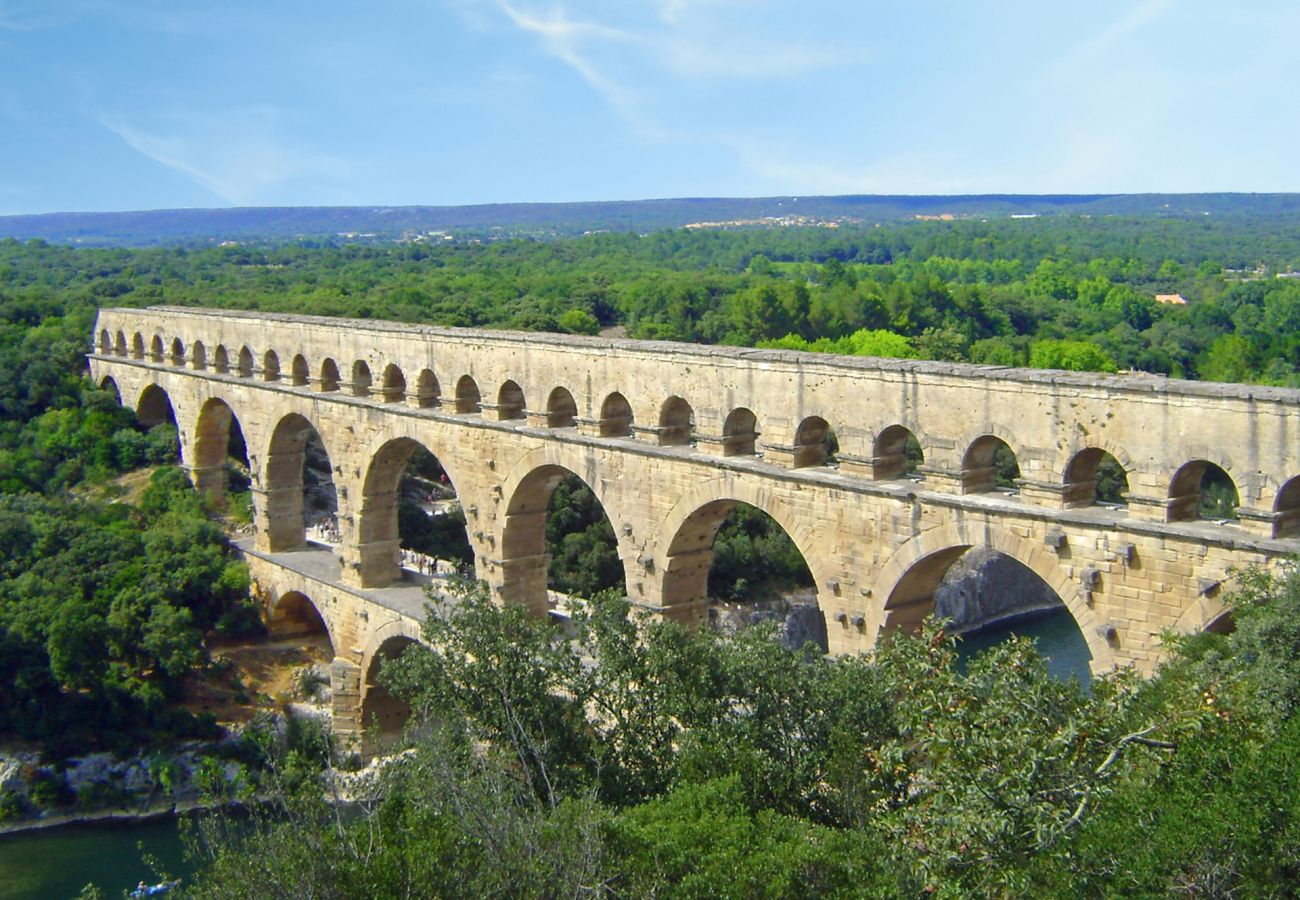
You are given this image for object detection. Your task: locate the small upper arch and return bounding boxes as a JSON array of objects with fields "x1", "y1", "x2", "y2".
[
  {"x1": 658, "y1": 396, "x2": 694, "y2": 446},
  {"x1": 263, "y1": 349, "x2": 281, "y2": 382},
  {"x1": 169, "y1": 337, "x2": 184, "y2": 366},
  {"x1": 213, "y1": 344, "x2": 230, "y2": 373},
  {"x1": 1275, "y1": 475, "x2": 1300, "y2": 538},
  {"x1": 961, "y1": 434, "x2": 1021, "y2": 494},
  {"x1": 792, "y1": 415, "x2": 835, "y2": 468},
  {"x1": 599, "y1": 392, "x2": 633, "y2": 437},
  {"x1": 291, "y1": 354, "x2": 309, "y2": 386},
  {"x1": 98, "y1": 329, "x2": 111, "y2": 354},
  {"x1": 455, "y1": 375, "x2": 482, "y2": 414},
  {"x1": 114, "y1": 330, "x2": 128, "y2": 356},
  {"x1": 497, "y1": 379, "x2": 526, "y2": 420},
  {"x1": 351, "y1": 360, "x2": 372, "y2": 397},
  {"x1": 414, "y1": 369, "x2": 440, "y2": 407},
  {"x1": 872, "y1": 424, "x2": 923, "y2": 480},
  {"x1": 149, "y1": 334, "x2": 165, "y2": 362},
  {"x1": 722, "y1": 407, "x2": 758, "y2": 456},
  {"x1": 1168, "y1": 459, "x2": 1239, "y2": 523},
  {"x1": 319, "y1": 358, "x2": 341, "y2": 392},
  {"x1": 191, "y1": 340, "x2": 207, "y2": 370},
  {"x1": 1063, "y1": 446, "x2": 1130, "y2": 507},
  {"x1": 131, "y1": 332, "x2": 145, "y2": 359},
  {"x1": 237, "y1": 346, "x2": 255, "y2": 378},
  {"x1": 546, "y1": 386, "x2": 577, "y2": 428},
  {"x1": 381, "y1": 363, "x2": 406, "y2": 403}
]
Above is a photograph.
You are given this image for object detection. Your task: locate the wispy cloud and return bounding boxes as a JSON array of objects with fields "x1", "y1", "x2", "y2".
[
  {"x1": 1052, "y1": 0, "x2": 1178, "y2": 76},
  {"x1": 96, "y1": 109, "x2": 348, "y2": 206}
]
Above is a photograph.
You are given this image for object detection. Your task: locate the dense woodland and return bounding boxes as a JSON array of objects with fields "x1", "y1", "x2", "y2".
[{"x1": 2, "y1": 212, "x2": 1300, "y2": 892}]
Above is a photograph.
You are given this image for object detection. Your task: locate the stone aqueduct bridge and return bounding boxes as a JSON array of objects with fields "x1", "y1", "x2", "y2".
[{"x1": 90, "y1": 306, "x2": 1300, "y2": 732}]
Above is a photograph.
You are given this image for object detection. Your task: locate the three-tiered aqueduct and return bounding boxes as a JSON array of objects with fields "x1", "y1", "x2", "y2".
[{"x1": 90, "y1": 307, "x2": 1300, "y2": 736}]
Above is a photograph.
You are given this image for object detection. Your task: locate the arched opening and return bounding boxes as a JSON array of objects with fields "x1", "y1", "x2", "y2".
[
  {"x1": 149, "y1": 335, "x2": 164, "y2": 362},
  {"x1": 264, "y1": 413, "x2": 338, "y2": 552},
  {"x1": 662, "y1": 499, "x2": 821, "y2": 649},
  {"x1": 1063, "y1": 448, "x2": 1130, "y2": 507},
  {"x1": 362, "y1": 635, "x2": 418, "y2": 743},
  {"x1": 192, "y1": 397, "x2": 251, "y2": 510},
  {"x1": 883, "y1": 546, "x2": 1092, "y2": 684},
  {"x1": 381, "y1": 364, "x2": 406, "y2": 403},
  {"x1": 262, "y1": 350, "x2": 281, "y2": 382},
  {"x1": 1168, "y1": 460, "x2": 1239, "y2": 522},
  {"x1": 237, "y1": 346, "x2": 254, "y2": 378},
  {"x1": 792, "y1": 416, "x2": 836, "y2": 468},
  {"x1": 319, "y1": 358, "x2": 341, "y2": 392},
  {"x1": 131, "y1": 333, "x2": 145, "y2": 359},
  {"x1": 214, "y1": 345, "x2": 230, "y2": 374},
  {"x1": 98, "y1": 329, "x2": 111, "y2": 354},
  {"x1": 722, "y1": 407, "x2": 758, "y2": 456},
  {"x1": 497, "y1": 380, "x2": 526, "y2": 420},
  {"x1": 136, "y1": 384, "x2": 180, "y2": 464},
  {"x1": 454, "y1": 375, "x2": 481, "y2": 414},
  {"x1": 961, "y1": 435, "x2": 1021, "y2": 494},
  {"x1": 873, "y1": 425, "x2": 923, "y2": 480},
  {"x1": 191, "y1": 340, "x2": 207, "y2": 370},
  {"x1": 500, "y1": 465, "x2": 626, "y2": 614},
  {"x1": 267, "y1": 591, "x2": 334, "y2": 658},
  {"x1": 99, "y1": 376, "x2": 121, "y2": 404},
  {"x1": 546, "y1": 386, "x2": 577, "y2": 428},
  {"x1": 599, "y1": 392, "x2": 633, "y2": 438},
  {"x1": 1274, "y1": 476, "x2": 1300, "y2": 538},
  {"x1": 114, "y1": 330, "x2": 127, "y2": 356},
  {"x1": 413, "y1": 369, "x2": 440, "y2": 408},
  {"x1": 290, "y1": 354, "x2": 309, "y2": 386},
  {"x1": 351, "y1": 361, "x2": 372, "y2": 397},
  {"x1": 658, "y1": 396, "x2": 694, "y2": 446},
  {"x1": 169, "y1": 338, "x2": 184, "y2": 366},
  {"x1": 358, "y1": 437, "x2": 472, "y2": 587}
]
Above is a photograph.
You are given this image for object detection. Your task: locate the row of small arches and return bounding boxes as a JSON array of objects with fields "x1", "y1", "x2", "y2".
[{"x1": 102, "y1": 330, "x2": 1300, "y2": 529}]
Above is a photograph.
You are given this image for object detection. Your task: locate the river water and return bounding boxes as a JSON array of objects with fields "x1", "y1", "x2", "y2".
[
  {"x1": 954, "y1": 605, "x2": 1093, "y2": 685},
  {"x1": 0, "y1": 816, "x2": 192, "y2": 900}
]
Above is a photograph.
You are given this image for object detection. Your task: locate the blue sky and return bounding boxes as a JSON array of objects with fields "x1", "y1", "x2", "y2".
[{"x1": 1, "y1": 0, "x2": 1297, "y2": 214}]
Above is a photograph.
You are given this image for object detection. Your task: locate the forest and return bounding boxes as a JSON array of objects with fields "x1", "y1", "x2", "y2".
[{"x1": 3, "y1": 211, "x2": 1300, "y2": 893}]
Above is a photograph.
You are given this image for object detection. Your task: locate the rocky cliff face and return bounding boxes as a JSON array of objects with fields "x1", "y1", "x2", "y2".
[{"x1": 934, "y1": 547, "x2": 1063, "y2": 634}]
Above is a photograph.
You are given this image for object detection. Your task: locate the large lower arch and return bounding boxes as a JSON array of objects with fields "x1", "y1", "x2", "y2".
[
  {"x1": 262, "y1": 413, "x2": 338, "y2": 552},
  {"x1": 359, "y1": 628, "x2": 422, "y2": 743},
  {"x1": 497, "y1": 449, "x2": 630, "y2": 616},
  {"x1": 355, "y1": 435, "x2": 471, "y2": 588},
  {"x1": 871, "y1": 522, "x2": 1112, "y2": 674},
  {"x1": 266, "y1": 590, "x2": 336, "y2": 657},
  {"x1": 191, "y1": 396, "x2": 250, "y2": 507},
  {"x1": 655, "y1": 476, "x2": 830, "y2": 627},
  {"x1": 99, "y1": 376, "x2": 121, "y2": 403},
  {"x1": 137, "y1": 383, "x2": 177, "y2": 431}
]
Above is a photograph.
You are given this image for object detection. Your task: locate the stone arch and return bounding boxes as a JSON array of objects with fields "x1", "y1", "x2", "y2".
[
  {"x1": 99, "y1": 375, "x2": 121, "y2": 403},
  {"x1": 497, "y1": 379, "x2": 526, "y2": 420},
  {"x1": 191, "y1": 340, "x2": 207, "y2": 370},
  {"x1": 263, "y1": 412, "x2": 338, "y2": 552},
  {"x1": 290, "y1": 354, "x2": 309, "y2": 386},
  {"x1": 454, "y1": 375, "x2": 481, "y2": 414},
  {"x1": 413, "y1": 369, "x2": 440, "y2": 408},
  {"x1": 1172, "y1": 593, "x2": 1234, "y2": 638},
  {"x1": 360, "y1": 630, "x2": 421, "y2": 739},
  {"x1": 872, "y1": 522, "x2": 1112, "y2": 673},
  {"x1": 872, "y1": 424, "x2": 923, "y2": 480},
  {"x1": 114, "y1": 330, "x2": 128, "y2": 356},
  {"x1": 237, "y1": 346, "x2": 254, "y2": 378},
  {"x1": 722, "y1": 407, "x2": 758, "y2": 456},
  {"x1": 546, "y1": 386, "x2": 577, "y2": 428},
  {"x1": 213, "y1": 345, "x2": 230, "y2": 374},
  {"x1": 267, "y1": 590, "x2": 335, "y2": 657},
  {"x1": 169, "y1": 337, "x2": 184, "y2": 366},
  {"x1": 356, "y1": 435, "x2": 472, "y2": 587},
  {"x1": 656, "y1": 475, "x2": 832, "y2": 625},
  {"x1": 149, "y1": 334, "x2": 165, "y2": 362},
  {"x1": 1063, "y1": 446, "x2": 1131, "y2": 508},
  {"x1": 262, "y1": 349, "x2": 281, "y2": 382},
  {"x1": 792, "y1": 415, "x2": 833, "y2": 468},
  {"x1": 351, "y1": 360, "x2": 372, "y2": 397},
  {"x1": 98, "y1": 329, "x2": 111, "y2": 354},
  {"x1": 319, "y1": 358, "x2": 341, "y2": 392},
  {"x1": 1168, "y1": 459, "x2": 1239, "y2": 522},
  {"x1": 192, "y1": 396, "x2": 250, "y2": 506},
  {"x1": 131, "y1": 332, "x2": 145, "y2": 359},
  {"x1": 1274, "y1": 476, "x2": 1300, "y2": 538},
  {"x1": 136, "y1": 383, "x2": 177, "y2": 430},
  {"x1": 658, "y1": 396, "x2": 694, "y2": 446},
  {"x1": 961, "y1": 434, "x2": 1021, "y2": 494},
  {"x1": 497, "y1": 447, "x2": 631, "y2": 615},
  {"x1": 599, "y1": 392, "x2": 633, "y2": 437},
  {"x1": 380, "y1": 364, "x2": 406, "y2": 403}
]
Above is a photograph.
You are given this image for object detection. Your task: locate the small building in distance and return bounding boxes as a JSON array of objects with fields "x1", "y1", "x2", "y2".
[{"x1": 1155, "y1": 293, "x2": 1188, "y2": 305}]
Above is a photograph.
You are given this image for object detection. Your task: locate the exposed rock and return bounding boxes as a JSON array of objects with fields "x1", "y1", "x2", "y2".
[
  {"x1": 781, "y1": 605, "x2": 829, "y2": 653},
  {"x1": 934, "y1": 547, "x2": 1062, "y2": 634}
]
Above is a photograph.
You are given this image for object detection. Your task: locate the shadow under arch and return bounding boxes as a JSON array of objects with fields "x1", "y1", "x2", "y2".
[
  {"x1": 360, "y1": 631, "x2": 421, "y2": 744},
  {"x1": 1168, "y1": 459, "x2": 1239, "y2": 522},
  {"x1": 658, "y1": 395, "x2": 694, "y2": 446},
  {"x1": 497, "y1": 448, "x2": 630, "y2": 616},
  {"x1": 1274, "y1": 475, "x2": 1300, "y2": 537},
  {"x1": 961, "y1": 433, "x2": 1022, "y2": 494},
  {"x1": 656, "y1": 476, "x2": 829, "y2": 627},
  {"x1": 99, "y1": 376, "x2": 121, "y2": 404},
  {"x1": 263, "y1": 412, "x2": 338, "y2": 552},
  {"x1": 872, "y1": 523, "x2": 1112, "y2": 674},
  {"x1": 872, "y1": 424, "x2": 923, "y2": 481},
  {"x1": 355, "y1": 434, "x2": 472, "y2": 588},
  {"x1": 192, "y1": 396, "x2": 251, "y2": 507},
  {"x1": 1063, "y1": 446, "x2": 1131, "y2": 507},
  {"x1": 267, "y1": 590, "x2": 336, "y2": 657},
  {"x1": 137, "y1": 383, "x2": 177, "y2": 431}
]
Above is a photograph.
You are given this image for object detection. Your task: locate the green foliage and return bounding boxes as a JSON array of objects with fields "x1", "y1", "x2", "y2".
[{"x1": 1029, "y1": 338, "x2": 1118, "y2": 373}]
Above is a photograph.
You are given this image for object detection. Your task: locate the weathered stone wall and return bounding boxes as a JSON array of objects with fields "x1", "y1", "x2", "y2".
[{"x1": 89, "y1": 306, "x2": 1300, "y2": 735}]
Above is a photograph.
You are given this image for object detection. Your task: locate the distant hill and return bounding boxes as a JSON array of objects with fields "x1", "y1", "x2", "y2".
[{"x1": 2, "y1": 193, "x2": 1298, "y2": 247}]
